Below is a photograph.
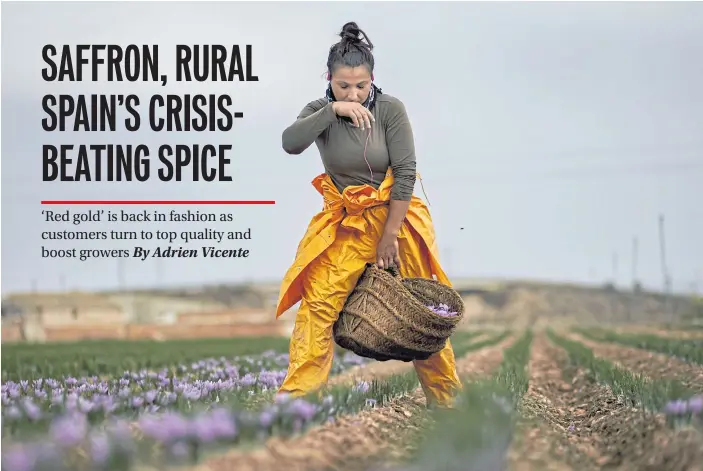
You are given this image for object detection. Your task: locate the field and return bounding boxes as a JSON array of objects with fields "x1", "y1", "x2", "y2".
[{"x1": 2, "y1": 284, "x2": 703, "y2": 471}]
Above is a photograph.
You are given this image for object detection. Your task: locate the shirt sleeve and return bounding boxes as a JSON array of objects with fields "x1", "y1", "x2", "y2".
[
  {"x1": 384, "y1": 98, "x2": 417, "y2": 201},
  {"x1": 281, "y1": 99, "x2": 338, "y2": 154}
]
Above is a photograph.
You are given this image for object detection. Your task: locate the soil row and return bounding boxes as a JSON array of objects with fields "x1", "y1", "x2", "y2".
[
  {"x1": 567, "y1": 332, "x2": 703, "y2": 392},
  {"x1": 189, "y1": 334, "x2": 518, "y2": 471},
  {"x1": 612, "y1": 326, "x2": 703, "y2": 340},
  {"x1": 507, "y1": 333, "x2": 703, "y2": 471}
]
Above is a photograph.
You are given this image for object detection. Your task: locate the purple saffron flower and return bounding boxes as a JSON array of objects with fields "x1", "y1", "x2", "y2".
[
  {"x1": 1, "y1": 445, "x2": 37, "y2": 471},
  {"x1": 239, "y1": 373, "x2": 257, "y2": 387},
  {"x1": 105, "y1": 418, "x2": 136, "y2": 453},
  {"x1": 78, "y1": 397, "x2": 94, "y2": 414},
  {"x1": 191, "y1": 415, "x2": 218, "y2": 443},
  {"x1": 50, "y1": 412, "x2": 88, "y2": 448},
  {"x1": 140, "y1": 412, "x2": 190, "y2": 443},
  {"x1": 50, "y1": 391, "x2": 64, "y2": 406},
  {"x1": 688, "y1": 395, "x2": 703, "y2": 415},
  {"x1": 352, "y1": 381, "x2": 370, "y2": 394},
  {"x1": 139, "y1": 415, "x2": 170, "y2": 443},
  {"x1": 144, "y1": 390, "x2": 158, "y2": 404},
  {"x1": 286, "y1": 399, "x2": 318, "y2": 422},
  {"x1": 65, "y1": 392, "x2": 79, "y2": 410},
  {"x1": 208, "y1": 408, "x2": 237, "y2": 440},
  {"x1": 664, "y1": 399, "x2": 688, "y2": 416},
  {"x1": 258, "y1": 371, "x2": 284, "y2": 389},
  {"x1": 258, "y1": 409, "x2": 275, "y2": 428},
  {"x1": 90, "y1": 434, "x2": 111, "y2": 465},
  {"x1": 274, "y1": 392, "x2": 291, "y2": 404},
  {"x1": 426, "y1": 303, "x2": 458, "y2": 317},
  {"x1": 182, "y1": 389, "x2": 201, "y2": 401},
  {"x1": 160, "y1": 392, "x2": 178, "y2": 405},
  {"x1": 101, "y1": 396, "x2": 119, "y2": 414},
  {"x1": 170, "y1": 441, "x2": 190, "y2": 460},
  {"x1": 132, "y1": 397, "x2": 145, "y2": 408},
  {"x1": 4, "y1": 406, "x2": 22, "y2": 420},
  {"x1": 22, "y1": 399, "x2": 42, "y2": 422}
]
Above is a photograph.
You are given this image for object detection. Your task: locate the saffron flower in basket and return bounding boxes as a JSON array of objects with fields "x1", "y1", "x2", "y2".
[{"x1": 426, "y1": 303, "x2": 459, "y2": 317}]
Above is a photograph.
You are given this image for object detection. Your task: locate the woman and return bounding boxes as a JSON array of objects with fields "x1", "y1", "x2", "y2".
[{"x1": 274, "y1": 21, "x2": 462, "y2": 408}]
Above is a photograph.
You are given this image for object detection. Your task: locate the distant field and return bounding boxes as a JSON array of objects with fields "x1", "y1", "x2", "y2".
[{"x1": 1, "y1": 336, "x2": 294, "y2": 381}]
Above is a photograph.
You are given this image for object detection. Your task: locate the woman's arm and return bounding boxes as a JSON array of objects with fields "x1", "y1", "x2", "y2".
[
  {"x1": 377, "y1": 199, "x2": 411, "y2": 269},
  {"x1": 282, "y1": 100, "x2": 338, "y2": 154},
  {"x1": 376, "y1": 97, "x2": 417, "y2": 268},
  {"x1": 383, "y1": 199, "x2": 411, "y2": 237},
  {"x1": 383, "y1": 97, "x2": 416, "y2": 237},
  {"x1": 384, "y1": 99, "x2": 417, "y2": 202}
]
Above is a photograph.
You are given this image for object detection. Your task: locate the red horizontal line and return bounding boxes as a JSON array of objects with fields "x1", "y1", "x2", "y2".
[{"x1": 41, "y1": 200, "x2": 276, "y2": 205}]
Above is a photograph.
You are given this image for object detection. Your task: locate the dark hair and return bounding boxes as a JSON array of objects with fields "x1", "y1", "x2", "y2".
[{"x1": 326, "y1": 22, "x2": 375, "y2": 77}]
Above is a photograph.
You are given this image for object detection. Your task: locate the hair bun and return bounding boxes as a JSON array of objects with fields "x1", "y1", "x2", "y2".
[
  {"x1": 326, "y1": 22, "x2": 375, "y2": 76},
  {"x1": 340, "y1": 22, "x2": 361, "y2": 43}
]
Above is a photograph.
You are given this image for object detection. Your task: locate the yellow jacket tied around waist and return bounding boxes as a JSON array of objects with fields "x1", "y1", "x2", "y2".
[{"x1": 276, "y1": 169, "x2": 462, "y2": 407}]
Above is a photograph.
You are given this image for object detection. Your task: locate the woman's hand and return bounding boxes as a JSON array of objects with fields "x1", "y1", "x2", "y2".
[
  {"x1": 332, "y1": 102, "x2": 375, "y2": 130},
  {"x1": 376, "y1": 233, "x2": 401, "y2": 269}
]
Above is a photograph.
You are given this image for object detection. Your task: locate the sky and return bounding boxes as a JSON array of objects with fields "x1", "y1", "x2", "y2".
[{"x1": 2, "y1": 1, "x2": 702, "y2": 296}]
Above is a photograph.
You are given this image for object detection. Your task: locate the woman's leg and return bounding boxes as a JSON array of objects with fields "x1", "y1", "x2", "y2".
[
  {"x1": 396, "y1": 226, "x2": 463, "y2": 408},
  {"x1": 277, "y1": 225, "x2": 375, "y2": 396},
  {"x1": 413, "y1": 341, "x2": 462, "y2": 408}
]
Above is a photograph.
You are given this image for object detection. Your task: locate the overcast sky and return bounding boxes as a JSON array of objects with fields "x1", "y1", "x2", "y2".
[{"x1": 2, "y1": 1, "x2": 702, "y2": 296}]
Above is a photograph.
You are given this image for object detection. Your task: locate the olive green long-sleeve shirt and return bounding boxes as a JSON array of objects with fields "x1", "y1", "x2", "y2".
[{"x1": 282, "y1": 93, "x2": 417, "y2": 201}]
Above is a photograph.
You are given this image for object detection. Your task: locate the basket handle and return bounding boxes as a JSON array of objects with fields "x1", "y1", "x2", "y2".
[
  {"x1": 386, "y1": 265, "x2": 401, "y2": 278},
  {"x1": 369, "y1": 262, "x2": 402, "y2": 279}
]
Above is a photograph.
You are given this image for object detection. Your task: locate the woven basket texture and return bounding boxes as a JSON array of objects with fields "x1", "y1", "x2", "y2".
[{"x1": 333, "y1": 263, "x2": 464, "y2": 362}]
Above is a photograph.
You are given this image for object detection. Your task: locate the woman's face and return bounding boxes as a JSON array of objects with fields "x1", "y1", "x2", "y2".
[{"x1": 330, "y1": 65, "x2": 372, "y2": 104}]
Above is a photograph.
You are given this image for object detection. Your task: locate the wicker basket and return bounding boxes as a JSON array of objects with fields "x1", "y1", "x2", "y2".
[{"x1": 333, "y1": 263, "x2": 465, "y2": 362}]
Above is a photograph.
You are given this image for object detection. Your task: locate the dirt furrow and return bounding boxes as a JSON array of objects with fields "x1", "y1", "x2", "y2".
[
  {"x1": 507, "y1": 333, "x2": 703, "y2": 471},
  {"x1": 506, "y1": 333, "x2": 590, "y2": 471},
  {"x1": 189, "y1": 334, "x2": 518, "y2": 471},
  {"x1": 567, "y1": 332, "x2": 703, "y2": 392},
  {"x1": 613, "y1": 326, "x2": 703, "y2": 340}
]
